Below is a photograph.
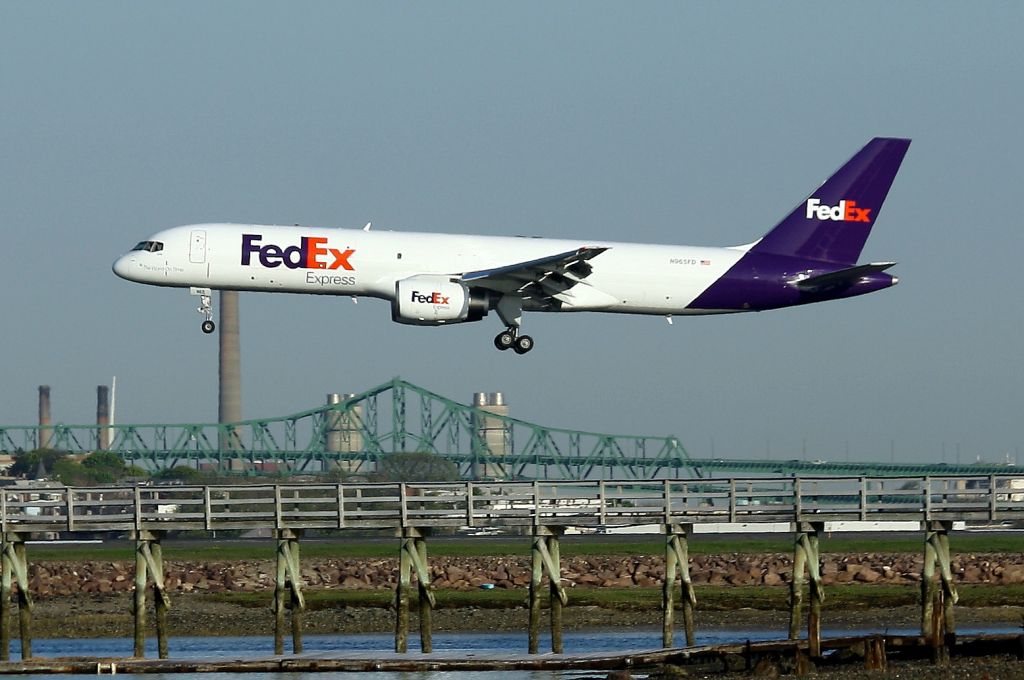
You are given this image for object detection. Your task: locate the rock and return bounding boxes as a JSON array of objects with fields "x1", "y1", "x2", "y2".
[
  {"x1": 855, "y1": 568, "x2": 882, "y2": 583},
  {"x1": 752, "y1": 657, "x2": 781, "y2": 678},
  {"x1": 999, "y1": 564, "x2": 1024, "y2": 583}
]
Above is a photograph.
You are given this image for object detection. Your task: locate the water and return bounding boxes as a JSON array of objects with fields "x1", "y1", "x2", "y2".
[{"x1": 6, "y1": 625, "x2": 1021, "y2": 678}]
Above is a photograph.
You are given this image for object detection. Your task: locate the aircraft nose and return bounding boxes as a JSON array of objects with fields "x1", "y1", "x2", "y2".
[{"x1": 112, "y1": 254, "x2": 136, "y2": 280}]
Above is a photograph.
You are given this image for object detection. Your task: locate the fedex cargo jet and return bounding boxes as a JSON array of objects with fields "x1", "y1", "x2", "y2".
[{"x1": 113, "y1": 138, "x2": 910, "y2": 354}]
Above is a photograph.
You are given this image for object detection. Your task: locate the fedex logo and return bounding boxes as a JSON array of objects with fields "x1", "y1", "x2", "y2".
[
  {"x1": 411, "y1": 291, "x2": 450, "y2": 305},
  {"x1": 805, "y1": 198, "x2": 872, "y2": 223},
  {"x1": 241, "y1": 234, "x2": 354, "y2": 270}
]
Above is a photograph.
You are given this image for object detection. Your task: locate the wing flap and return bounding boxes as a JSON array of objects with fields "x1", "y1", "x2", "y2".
[
  {"x1": 462, "y1": 246, "x2": 608, "y2": 283},
  {"x1": 461, "y1": 246, "x2": 609, "y2": 308}
]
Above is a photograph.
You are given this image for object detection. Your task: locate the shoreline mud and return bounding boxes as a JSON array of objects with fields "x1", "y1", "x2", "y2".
[{"x1": 22, "y1": 594, "x2": 1024, "y2": 639}]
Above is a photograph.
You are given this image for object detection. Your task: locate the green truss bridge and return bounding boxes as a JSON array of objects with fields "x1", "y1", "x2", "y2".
[{"x1": 0, "y1": 378, "x2": 1016, "y2": 480}]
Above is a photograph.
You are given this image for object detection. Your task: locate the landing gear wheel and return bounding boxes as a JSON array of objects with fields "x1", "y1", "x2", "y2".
[
  {"x1": 191, "y1": 287, "x2": 215, "y2": 335},
  {"x1": 494, "y1": 330, "x2": 516, "y2": 351},
  {"x1": 513, "y1": 335, "x2": 534, "y2": 355}
]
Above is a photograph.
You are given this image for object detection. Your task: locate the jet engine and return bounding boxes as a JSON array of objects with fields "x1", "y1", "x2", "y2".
[{"x1": 391, "y1": 275, "x2": 490, "y2": 325}]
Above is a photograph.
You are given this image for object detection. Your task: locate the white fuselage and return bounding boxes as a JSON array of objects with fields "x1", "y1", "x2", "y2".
[{"x1": 114, "y1": 223, "x2": 746, "y2": 315}]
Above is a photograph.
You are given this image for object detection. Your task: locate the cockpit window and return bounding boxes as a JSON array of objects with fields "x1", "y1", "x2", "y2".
[{"x1": 131, "y1": 241, "x2": 164, "y2": 253}]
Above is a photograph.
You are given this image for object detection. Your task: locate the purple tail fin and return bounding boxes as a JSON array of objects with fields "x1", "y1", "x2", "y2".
[{"x1": 751, "y1": 138, "x2": 910, "y2": 264}]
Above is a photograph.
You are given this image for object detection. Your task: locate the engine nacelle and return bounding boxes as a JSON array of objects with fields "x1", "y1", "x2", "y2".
[{"x1": 391, "y1": 275, "x2": 489, "y2": 326}]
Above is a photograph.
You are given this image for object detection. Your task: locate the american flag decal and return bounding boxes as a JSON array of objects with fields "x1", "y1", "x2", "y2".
[{"x1": 700, "y1": 259, "x2": 711, "y2": 266}]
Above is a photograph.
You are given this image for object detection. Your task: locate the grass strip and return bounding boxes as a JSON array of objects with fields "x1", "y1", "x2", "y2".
[
  {"x1": 204, "y1": 584, "x2": 1024, "y2": 612},
  {"x1": 25, "y1": 533, "x2": 1024, "y2": 562}
]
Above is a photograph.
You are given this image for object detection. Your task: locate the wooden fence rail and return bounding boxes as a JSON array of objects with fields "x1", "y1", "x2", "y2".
[{"x1": 2, "y1": 475, "x2": 1022, "y2": 534}]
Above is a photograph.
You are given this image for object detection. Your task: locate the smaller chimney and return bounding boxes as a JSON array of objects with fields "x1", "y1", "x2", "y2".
[
  {"x1": 38, "y1": 385, "x2": 52, "y2": 450},
  {"x1": 97, "y1": 385, "x2": 111, "y2": 450}
]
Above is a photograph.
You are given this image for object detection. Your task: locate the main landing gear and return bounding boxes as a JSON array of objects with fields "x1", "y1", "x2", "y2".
[
  {"x1": 191, "y1": 287, "x2": 216, "y2": 334},
  {"x1": 494, "y1": 328, "x2": 534, "y2": 354},
  {"x1": 493, "y1": 295, "x2": 533, "y2": 354}
]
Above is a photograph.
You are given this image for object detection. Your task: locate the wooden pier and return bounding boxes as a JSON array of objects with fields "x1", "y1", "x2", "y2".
[{"x1": 0, "y1": 475, "x2": 1021, "y2": 661}]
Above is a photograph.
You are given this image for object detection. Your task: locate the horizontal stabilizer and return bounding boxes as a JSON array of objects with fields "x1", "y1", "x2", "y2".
[{"x1": 793, "y1": 262, "x2": 897, "y2": 292}]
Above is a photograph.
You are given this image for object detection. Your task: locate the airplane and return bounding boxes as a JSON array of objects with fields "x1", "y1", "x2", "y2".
[{"x1": 113, "y1": 137, "x2": 910, "y2": 355}]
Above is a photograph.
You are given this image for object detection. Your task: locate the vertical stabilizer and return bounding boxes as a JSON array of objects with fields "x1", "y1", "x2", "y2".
[{"x1": 751, "y1": 138, "x2": 910, "y2": 264}]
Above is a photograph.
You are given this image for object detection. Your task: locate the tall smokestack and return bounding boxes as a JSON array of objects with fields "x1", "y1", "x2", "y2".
[
  {"x1": 96, "y1": 385, "x2": 111, "y2": 450},
  {"x1": 38, "y1": 385, "x2": 52, "y2": 450},
  {"x1": 219, "y1": 290, "x2": 242, "y2": 452}
]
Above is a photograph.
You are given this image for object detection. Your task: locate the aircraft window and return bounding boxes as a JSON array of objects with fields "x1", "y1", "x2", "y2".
[{"x1": 131, "y1": 241, "x2": 164, "y2": 253}]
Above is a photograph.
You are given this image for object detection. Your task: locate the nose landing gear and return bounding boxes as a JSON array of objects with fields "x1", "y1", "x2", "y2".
[
  {"x1": 493, "y1": 328, "x2": 534, "y2": 354},
  {"x1": 191, "y1": 287, "x2": 216, "y2": 334}
]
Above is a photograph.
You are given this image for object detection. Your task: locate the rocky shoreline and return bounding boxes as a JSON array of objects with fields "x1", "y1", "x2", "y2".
[{"x1": 24, "y1": 552, "x2": 1024, "y2": 596}]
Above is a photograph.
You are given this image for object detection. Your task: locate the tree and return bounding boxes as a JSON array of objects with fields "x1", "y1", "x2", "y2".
[
  {"x1": 150, "y1": 466, "x2": 203, "y2": 482},
  {"x1": 10, "y1": 449, "x2": 145, "y2": 485},
  {"x1": 369, "y1": 451, "x2": 460, "y2": 483},
  {"x1": 9, "y1": 448, "x2": 66, "y2": 479}
]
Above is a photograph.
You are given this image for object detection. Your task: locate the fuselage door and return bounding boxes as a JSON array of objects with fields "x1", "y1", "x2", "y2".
[{"x1": 189, "y1": 230, "x2": 207, "y2": 264}]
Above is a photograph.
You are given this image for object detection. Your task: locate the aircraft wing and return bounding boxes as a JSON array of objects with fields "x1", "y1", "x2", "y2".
[{"x1": 461, "y1": 246, "x2": 609, "y2": 306}]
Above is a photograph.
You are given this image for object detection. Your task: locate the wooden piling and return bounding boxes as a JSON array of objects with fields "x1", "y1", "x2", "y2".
[
  {"x1": 0, "y1": 539, "x2": 9, "y2": 662},
  {"x1": 527, "y1": 526, "x2": 567, "y2": 655},
  {"x1": 921, "y1": 521, "x2": 957, "y2": 640},
  {"x1": 662, "y1": 524, "x2": 696, "y2": 648},
  {"x1": 662, "y1": 532, "x2": 677, "y2": 648},
  {"x1": 132, "y1": 530, "x2": 169, "y2": 659},
  {"x1": 290, "y1": 537, "x2": 303, "y2": 654},
  {"x1": 788, "y1": 535, "x2": 806, "y2": 640},
  {"x1": 865, "y1": 635, "x2": 887, "y2": 670},
  {"x1": 395, "y1": 537, "x2": 410, "y2": 654},
  {"x1": 416, "y1": 535, "x2": 432, "y2": 653},
  {"x1": 273, "y1": 529, "x2": 304, "y2": 655},
  {"x1": 788, "y1": 522, "x2": 824, "y2": 656},
  {"x1": 806, "y1": 528, "x2": 822, "y2": 658},
  {"x1": 133, "y1": 535, "x2": 147, "y2": 657},
  {"x1": 937, "y1": 527, "x2": 957, "y2": 638},
  {"x1": 0, "y1": 533, "x2": 31, "y2": 661},
  {"x1": 394, "y1": 528, "x2": 434, "y2": 654},
  {"x1": 548, "y1": 532, "x2": 562, "y2": 654},
  {"x1": 528, "y1": 534, "x2": 542, "y2": 654}
]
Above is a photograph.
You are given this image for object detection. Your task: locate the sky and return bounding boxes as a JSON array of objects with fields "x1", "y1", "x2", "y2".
[{"x1": 1, "y1": 2, "x2": 1022, "y2": 466}]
